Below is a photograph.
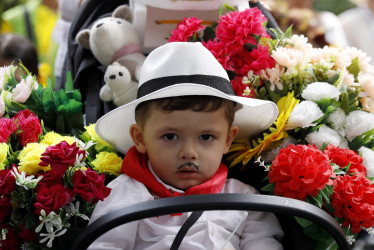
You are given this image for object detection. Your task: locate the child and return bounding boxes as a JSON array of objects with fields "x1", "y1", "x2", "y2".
[{"x1": 89, "y1": 42, "x2": 284, "y2": 249}]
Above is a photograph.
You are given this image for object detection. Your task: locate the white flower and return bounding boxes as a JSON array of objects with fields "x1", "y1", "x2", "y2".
[
  {"x1": 327, "y1": 108, "x2": 346, "y2": 136},
  {"x1": 306, "y1": 126, "x2": 348, "y2": 149},
  {"x1": 286, "y1": 101, "x2": 324, "y2": 130},
  {"x1": 74, "y1": 137, "x2": 96, "y2": 154},
  {"x1": 343, "y1": 47, "x2": 374, "y2": 75},
  {"x1": 346, "y1": 235, "x2": 356, "y2": 245},
  {"x1": 345, "y1": 110, "x2": 374, "y2": 141},
  {"x1": 262, "y1": 136, "x2": 297, "y2": 163},
  {"x1": 11, "y1": 168, "x2": 43, "y2": 190},
  {"x1": 74, "y1": 153, "x2": 86, "y2": 168},
  {"x1": 12, "y1": 75, "x2": 34, "y2": 103},
  {"x1": 301, "y1": 82, "x2": 340, "y2": 101},
  {"x1": 0, "y1": 90, "x2": 12, "y2": 118},
  {"x1": 358, "y1": 73, "x2": 374, "y2": 100},
  {"x1": 36, "y1": 210, "x2": 63, "y2": 233},
  {"x1": 288, "y1": 34, "x2": 313, "y2": 52},
  {"x1": 39, "y1": 227, "x2": 67, "y2": 248},
  {"x1": 271, "y1": 47, "x2": 305, "y2": 69},
  {"x1": 0, "y1": 66, "x2": 13, "y2": 90},
  {"x1": 358, "y1": 147, "x2": 374, "y2": 178},
  {"x1": 65, "y1": 201, "x2": 90, "y2": 221}
]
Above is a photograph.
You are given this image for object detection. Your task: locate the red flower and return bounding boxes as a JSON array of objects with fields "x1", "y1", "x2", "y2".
[
  {"x1": 0, "y1": 118, "x2": 17, "y2": 143},
  {"x1": 12, "y1": 109, "x2": 42, "y2": 146},
  {"x1": 203, "y1": 39, "x2": 235, "y2": 71},
  {"x1": 36, "y1": 169, "x2": 63, "y2": 191},
  {"x1": 268, "y1": 144, "x2": 335, "y2": 200},
  {"x1": 230, "y1": 76, "x2": 255, "y2": 97},
  {"x1": 215, "y1": 8, "x2": 269, "y2": 53},
  {"x1": 72, "y1": 168, "x2": 111, "y2": 203},
  {"x1": 34, "y1": 184, "x2": 73, "y2": 215},
  {"x1": 324, "y1": 144, "x2": 367, "y2": 176},
  {"x1": 0, "y1": 169, "x2": 16, "y2": 196},
  {"x1": 0, "y1": 224, "x2": 19, "y2": 250},
  {"x1": 0, "y1": 196, "x2": 12, "y2": 222},
  {"x1": 18, "y1": 224, "x2": 38, "y2": 242},
  {"x1": 39, "y1": 141, "x2": 86, "y2": 177},
  {"x1": 168, "y1": 17, "x2": 205, "y2": 42},
  {"x1": 331, "y1": 174, "x2": 374, "y2": 234}
]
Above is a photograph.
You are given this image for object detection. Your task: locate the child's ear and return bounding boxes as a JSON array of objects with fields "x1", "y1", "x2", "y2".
[
  {"x1": 129, "y1": 124, "x2": 147, "y2": 154},
  {"x1": 224, "y1": 125, "x2": 239, "y2": 154}
]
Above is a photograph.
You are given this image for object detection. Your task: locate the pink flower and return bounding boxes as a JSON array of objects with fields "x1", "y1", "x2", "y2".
[
  {"x1": 203, "y1": 39, "x2": 235, "y2": 71},
  {"x1": 0, "y1": 117, "x2": 17, "y2": 143},
  {"x1": 215, "y1": 8, "x2": 269, "y2": 53},
  {"x1": 168, "y1": 17, "x2": 205, "y2": 42},
  {"x1": 12, "y1": 109, "x2": 42, "y2": 146},
  {"x1": 230, "y1": 76, "x2": 255, "y2": 97}
]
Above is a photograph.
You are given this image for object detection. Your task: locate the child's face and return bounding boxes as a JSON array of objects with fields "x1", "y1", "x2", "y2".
[{"x1": 130, "y1": 106, "x2": 238, "y2": 190}]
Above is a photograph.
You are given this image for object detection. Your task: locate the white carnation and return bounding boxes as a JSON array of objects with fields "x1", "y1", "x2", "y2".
[
  {"x1": 262, "y1": 136, "x2": 297, "y2": 163},
  {"x1": 286, "y1": 101, "x2": 324, "y2": 130},
  {"x1": 358, "y1": 146, "x2": 374, "y2": 178},
  {"x1": 345, "y1": 110, "x2": 374, "y2": 141},
  {"x1": 306, "y1": 126, "x2": 348, "y2": 149},
  {"x1": 327, "y1": 107, "x2": 346, "y2": 136},
  {"x1": 301, "y1": 82, "x2": 340, "y2": 101}
]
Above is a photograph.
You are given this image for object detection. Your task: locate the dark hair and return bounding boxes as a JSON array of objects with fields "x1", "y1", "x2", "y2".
[
  {"x1": 0, "y1": 33, "x2": 39, "y2": 76},
  {"x1": 135, "y1": 95, "x2": 235, "y2": 128}
]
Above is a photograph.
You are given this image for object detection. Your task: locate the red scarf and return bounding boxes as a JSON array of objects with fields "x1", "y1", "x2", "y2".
[{"x1": 122, "y1": 146, "x2": 228, "y2": 198}]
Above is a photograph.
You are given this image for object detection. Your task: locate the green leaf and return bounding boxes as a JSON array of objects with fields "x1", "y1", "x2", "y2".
[
  {"x1": 65, "y1": 71, "x2": 74, "y2": 92},
  {"x1": 294, "y1": 216, "x2": 313, "y2": 227},
  {"x1": 261, "y1": 183, "x2": 275, "y2": 193},
  {"x1": 347, "y1": 56, "x2": 360, "y2": 81}
]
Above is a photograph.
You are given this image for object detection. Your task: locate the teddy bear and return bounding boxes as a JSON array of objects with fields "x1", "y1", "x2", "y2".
[{"x1": 75, "y1": 4, "x2": 145, "y2": 107}]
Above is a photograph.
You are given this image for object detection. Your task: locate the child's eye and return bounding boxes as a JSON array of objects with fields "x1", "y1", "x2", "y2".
[
  {"x1": 199, "y1": 134, "x2": 214, "y2": 141},
  {"x1": 163, "y1": 133, "x2": 178, "y2": 141}
]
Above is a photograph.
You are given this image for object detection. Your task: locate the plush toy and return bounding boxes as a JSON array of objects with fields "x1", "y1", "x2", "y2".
[{"x1": 75, "y1": 5, "x2": 145, "y2": 106}]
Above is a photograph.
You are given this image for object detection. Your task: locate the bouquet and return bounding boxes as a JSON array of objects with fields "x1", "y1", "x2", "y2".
[
  {"x1": 0, "y1": 65, "x2": 123, "y2": 249},
  {"x1": 169, "y1": 5, "x2": 374, "y2": 249}
]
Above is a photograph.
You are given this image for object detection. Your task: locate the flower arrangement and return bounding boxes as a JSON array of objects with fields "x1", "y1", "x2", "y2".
[
  {"x1": 169, "y1": 5, "x2": 374, "y2": 249},
  {"x1": 0, "y1": 65, "x2": 123, "y2": 249}
]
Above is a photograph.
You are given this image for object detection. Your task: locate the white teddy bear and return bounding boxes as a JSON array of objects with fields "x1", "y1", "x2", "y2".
[{"x1": 75, "y1": 5, "x2": 145, "y2": 106}]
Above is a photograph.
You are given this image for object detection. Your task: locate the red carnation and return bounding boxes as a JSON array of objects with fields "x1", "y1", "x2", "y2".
[
  {"x1": 331, "y1": 174, "x2": 374, "y2": 234},
  {"x1": 34, "y1": 184, "x2": 73, "y2": 215},
  {"x1": 268, "y1": 144, "x2": 335, "y2": 200},
  {"x1": 0, "y1": 196, "x2": 12, "y2": 222},
  {"x1": 12, "y1": 109, "x2": 42, "y2": 146},
  {"x1": 324, "y1": 144, "x2": 367, "y2": 176},
  {"x1": 18, "y1": 224, "x2": 38, "y2": 242},
  {"x1": 39, "y1": 141, "x2": 86, "y2": 177},
  {"x1": 215, "y1": 7, "x2": 269, "y2": 53},
  {"x1": 168, "y1": 17, "x2": 205, "y2": 42},
  {"x1": 72, "y1": 168, "x2": 111, "y2": 203},
  {"x1": 0, "y1": 169, "x2": 16, "y2": 196},
  {"x1": 0, "y1": 118, "x2": 17, "y2": 143},
  {"x1": 230, "y1": 76, "x2": 255, "y2": 97}
]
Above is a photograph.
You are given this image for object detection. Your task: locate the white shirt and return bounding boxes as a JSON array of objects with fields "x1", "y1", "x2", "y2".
[{"x1": 88, "y1": 174, "x2": 284, "y2": 250}]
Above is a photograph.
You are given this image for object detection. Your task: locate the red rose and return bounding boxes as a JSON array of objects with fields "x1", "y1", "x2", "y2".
[
  {"x1": 0, "y1": 118, "x2": 17, "y2": 143},
  {"x1": 331, "y1": 174, "x2": 374, "y2": 234},
  {"x1": 72, "y1": 168, "x2": 111, "y2": 202},
  {"x1": 268, "y1": 144, "x2": 335, "y2": 200},
  {"x1": 324, "y1": 144, "x2": 367, "y2": 176},
  {"x1": 0, "y1": 169, "x2": 16, "y2": 195},
  {"x1": 34, "y1": 184, "x2": 73, "y2": 215},
  {"x1": 39, "y1": 141, "x2": 86, "y2": 176},
  {"x1": 215, "y1": 8, "x2": 269, "y2": 53},
  {"x1": 168, "y1": 17, "x2": 205, "y2": 42},
  {"x1": 0, "y1": 196, "x2": 12, "y2": 222},
  {"x1": 36, "y1": 169, "x2": 63, "y2": 191},
  {"x1": 18, "y1": 224, "x2": 38, "y2": 242},
  {"x1": 0, "y1": 224, "x2": 19, "y2": 250},
  {"x1": 203, "y1": 39, "x2": 235, "y2": 71},
  {"x1": 12, "y1": 109, "x2": 42, "y2": 146}
]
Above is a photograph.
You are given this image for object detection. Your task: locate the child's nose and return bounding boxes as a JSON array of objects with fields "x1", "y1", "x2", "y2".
[{"x1": 179, "y1": 140, "x2": 198, "y2": 160}]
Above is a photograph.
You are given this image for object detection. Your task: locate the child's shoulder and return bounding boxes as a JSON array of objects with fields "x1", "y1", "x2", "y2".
[{"x1": 223, "y1": 178, "x2": 259, "y2": 194}]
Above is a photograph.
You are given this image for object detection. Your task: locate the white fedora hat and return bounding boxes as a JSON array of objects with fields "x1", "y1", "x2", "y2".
[{"x1": 95, "y1": 42, "x2": 278, "y2": 154}]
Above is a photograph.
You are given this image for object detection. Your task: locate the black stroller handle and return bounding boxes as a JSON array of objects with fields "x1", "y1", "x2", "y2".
[{"x1": 71, "y1": 193, "x2": 349, "y2": 250}]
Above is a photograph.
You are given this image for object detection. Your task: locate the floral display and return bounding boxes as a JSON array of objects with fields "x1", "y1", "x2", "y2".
[
  {"x1": 0, "y1": 65, "x2": 122, "y2": 249},
  {"x1": 169, "y1": 5, "x2": 374, "y2": 249}
]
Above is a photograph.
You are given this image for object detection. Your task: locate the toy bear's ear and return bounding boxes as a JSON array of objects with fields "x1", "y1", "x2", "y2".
[
  {"x1": 113, "y1": 5, "x2": 133, "y2": 23},
  {"x1": 76, "y1": 29, "x2": 91, "y2": 50}
]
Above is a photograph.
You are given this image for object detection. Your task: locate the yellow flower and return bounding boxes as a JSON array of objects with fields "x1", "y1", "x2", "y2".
[
  {"x1": 84, "y1": 124, "x2": 113, "y2": 151},
  {"x1": 228, "y1": 92, "x2": 299, "y2": 167},
  {"x1": 18, "y1": 143, "x2": 50, "y2": 175},
  {"x1": 40, "y1": 131, "x2": 75, "y2": 146},
  {"x1": 0, "y1": 143, "x2": 9, "y2": 170},
  {"x1": 91, "y1": 151, "x2": 122, "y2": 175}
]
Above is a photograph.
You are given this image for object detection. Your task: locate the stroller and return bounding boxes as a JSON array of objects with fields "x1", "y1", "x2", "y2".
[{"x1": 60, "y1": 1, "x2": 362, "y2": 249}]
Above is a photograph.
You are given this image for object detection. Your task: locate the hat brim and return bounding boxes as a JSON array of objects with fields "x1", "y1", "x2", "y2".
[{"x1": 95, "y1": 83, "x2": 278, "y2": 154}]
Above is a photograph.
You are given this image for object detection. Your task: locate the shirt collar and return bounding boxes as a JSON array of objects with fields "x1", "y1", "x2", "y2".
[{"x1": 148, "y1": 161, "x2": 185, "y2": 194}]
